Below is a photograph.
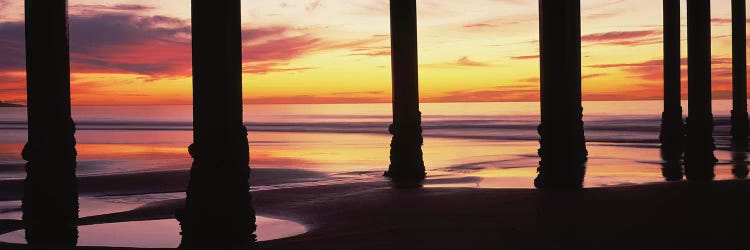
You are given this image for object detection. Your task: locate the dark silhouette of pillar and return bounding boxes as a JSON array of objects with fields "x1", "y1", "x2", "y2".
[
  {"x1": 177, "y1": 0, "x2": 256, "y2": 248},
  {"x1": 685, "y1": 0, "x2": 716, "y2": 181},
  {"x1": 731, "y1": 147, "x2": 749, "y2": 179},
  {"x1": 731, "y1": 0, "x2": 749, "y2": 148},
  {"x1": 22, "y1": 0, "x2": 79, "y2": 247},
  {"x1": 385, "y1": 0, "x2": 426, "y2": 186},
  {"x1": 535, "y1": 0, "x2": 588, "y2": 189},
  {"x1": 660, "y1": 0, "x2": 685, "y2": 181}
]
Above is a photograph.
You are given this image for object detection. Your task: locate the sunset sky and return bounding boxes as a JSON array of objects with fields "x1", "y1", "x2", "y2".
[{"x1": 0, "y1": 0, "x2": 747, "y2": 105}]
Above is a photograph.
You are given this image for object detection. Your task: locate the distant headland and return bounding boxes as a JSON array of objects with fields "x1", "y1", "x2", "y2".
[{"x1": 0, "y1": 101, "x2": 24, "y2": 107}]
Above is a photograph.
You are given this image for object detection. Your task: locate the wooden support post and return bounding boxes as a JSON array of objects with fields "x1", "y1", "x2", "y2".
[
  {"x1": 731, "y1": 0, "x2": 749, "y2": 148},
  {"x1": 178, "y1": 0, "x2": 257, "y2": 247},
  {"x1": 22, "y1": 0, "x2": 79, "y2": 246},
  {"x1": 685, "y1": 0, "x2": 716, "y2": 181},
  {"x1": 660, "y1": 0, "x2": 685, "y2": 181},
  {"x1": 385, "y1": 0, "x2": 426, "y2": 186},
  {"x1": 535, "y1": 0, "x2": 588, "y2": 189}
]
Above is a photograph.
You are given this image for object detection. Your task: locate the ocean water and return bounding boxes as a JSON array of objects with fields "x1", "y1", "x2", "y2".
[{"x1": 0, "y1": 100, "x2": 745, "y2": 188}]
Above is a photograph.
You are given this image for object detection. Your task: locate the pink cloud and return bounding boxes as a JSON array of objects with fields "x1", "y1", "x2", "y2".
[
  {"x1": 457, "y1": 57, "x2": 489, "y2": 67},
  {"x1": 582, "y1": 73, "x2": 607, "y2": 80},
  {"x1": 242, "y1": 32, "x2": 387, "y2": 73},
  {"x1": 511, "y1": 55, "x2": 539, "y2": 60},
  {"x1": 0, "y1": 7, "x2": 388, "y2": 78},
  {"x1": 585, "y1": 13, "x2": 617, "y2": 20},
  {"x1": 711, "y1": 18, "x2": 750, "y2": 24},
  {"x1": 428, "y1": 84, "x2": 539, "y2": 103},
  {"x1": 463, "y1": 23, "x2": 496, "y2": 28},
  {"x1": 581, "y1": 30, "x2": 661, "y2": 46},
  {"x1": 242, "y1": 62, "x2": 317, "y2": 74}
]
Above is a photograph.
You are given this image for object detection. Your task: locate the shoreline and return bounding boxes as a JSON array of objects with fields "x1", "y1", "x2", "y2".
[{"x1": 0, "y1": 168, "x2": 334, "y2": 202}]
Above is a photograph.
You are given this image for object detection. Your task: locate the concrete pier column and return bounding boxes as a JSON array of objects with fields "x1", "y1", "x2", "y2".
[
  {"x1": 660, "y1": 0, "x2": 685, "y2": 181},
  {"x1": 685, "y1": 0, "x2": 716, "y2": 181},
  {"x1": 731, "y1": 0, "x2": 749, "y2": 147},
  {"x1": 535, "y1": 0, "x2": 588, "y2": 189},
  {"x1": 385, "y1": 0, "x2": 426, "y2": 186},
  {"x1": 178, "y1": 0, "x2": 256, "y2": 247},
  {"x1": 22, "y1": 0, "x2": 79, "y2": 246}
]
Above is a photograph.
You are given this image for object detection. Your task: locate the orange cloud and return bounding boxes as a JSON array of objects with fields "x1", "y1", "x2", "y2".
[
  {"x1": 428, "y1": 84, "x2": 539, "y2": 103},
  {"x1": 511, "y1": 55, "x2": 539, "y2": 60},
  {"x1": 711, "y1": 18, "x2": 750, "y2": 24},
  {"x1": 245, "y1": 91, "x2": 388, "y2": 104},
  {"x1": 457, "y1": 57, "x2": 490, "y2": 67},
  {"x1": 463, "y1": 23, "x2": 497, "y2": 28},
  {"x1": 581, "y1": 30, "x2": 661, "y2": 46},
  {"x1": 423, "y1": 56, "x2": 492, "y2": 68}
]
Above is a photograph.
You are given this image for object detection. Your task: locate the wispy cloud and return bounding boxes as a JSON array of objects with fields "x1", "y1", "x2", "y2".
[
  {"x1": 585, "y1": 13, "x2": 617, "y2": 20},
  {"x1": 305, "y1": 0, "x2": 323, "y2": 12},
  {"x1": 349, "y1": 46, "x2": 391, "y2": 57},
  {"x1": 0, "y1": 9, "x2": 389, "y2": 78},
  {"x1": 457, "y1": 56, "x2": 490, "y2": 67},
  {"x1": 242, "y1": 62, "x2": 318, "y2": 74},
  {"x1": 711, "y1": 18, "x2": 750, "y2": 24},
  {"x1": 243, "y1": 32, "x2": 387, "y2": 73},
  {"x1": 245, "y1": 94, "x2": 388, "y2": 104},
  {"x1": 510, "y1": 55, "x2": 539, "y2": 60},
  {"x1": 424, "y1": 56, "x2": 492, "y2": 68},
  {"x1": 581, "y1": 30, "x2": 661, "y2": 46},
  {"x1": 463, "y1": 23, "x2": 497, "y2": 29},
  {"x1": 67, "y1": 14, "x2": 192, "y2": 77},
  {"x1": 429, "y1": 84, "x2": 539, "y2": 102},
  {"x1": 69, "y1": 4, "x2": 154, "y2": 14}
]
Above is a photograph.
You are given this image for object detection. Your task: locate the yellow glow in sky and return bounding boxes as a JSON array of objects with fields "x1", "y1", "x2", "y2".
[{"x1": 0, "y1": 0, "x2": 746, "y2": 105}]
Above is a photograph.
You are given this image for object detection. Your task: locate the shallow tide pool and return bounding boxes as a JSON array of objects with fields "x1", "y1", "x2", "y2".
[{"x1": 0, "y1": 216, "x2": 306, "y2": 248}]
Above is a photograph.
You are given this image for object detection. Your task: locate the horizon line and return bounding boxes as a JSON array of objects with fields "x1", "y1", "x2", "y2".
[{"x1": 4, "y1": 97, "x2": 745, "y2": 107}]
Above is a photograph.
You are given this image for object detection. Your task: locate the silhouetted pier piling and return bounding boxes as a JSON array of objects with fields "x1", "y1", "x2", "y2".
[
  {"x1": 685, "y1": 0, "x2": 717, "y2": 181},
  {"x1": 177, "y1": 0, "x2": 257, "y2": 248},
  {"x1": 22, "y1": 0, "x2": 79, "y2": 247},
  {"x1": 385, "y1": 0, "x2": 426, "y2": 185},
  {"x1": 660, "y1": 0, "x2": 685, "y2": 181},
  {"x1": 535, "y1": 0, "x2": 588, "y2": 189},
  {"x1": 731, "y1": 0, "x2": 749, "y2": 148}
]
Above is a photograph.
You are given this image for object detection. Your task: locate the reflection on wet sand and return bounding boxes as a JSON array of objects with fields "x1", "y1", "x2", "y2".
[
  {"x1": 660, "y1": 140, "x2": 684, "y2": 181},
  {"x1": 731, "y1": 139, "x2": 749, "y2": 179},
  {"x1": 0, "y1": 216, "x2": 306, "y2": 248},
  {"x1": 731, "y1": 150, "x2": 748, "y2": 179}
]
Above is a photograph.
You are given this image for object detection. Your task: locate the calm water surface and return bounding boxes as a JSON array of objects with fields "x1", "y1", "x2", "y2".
[{"x1": 0, "y1": 100, "x2": 744, "y2": 187}]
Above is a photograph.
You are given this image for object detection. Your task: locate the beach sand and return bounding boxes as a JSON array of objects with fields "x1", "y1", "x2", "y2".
[{"x1": 1, "y1": 170, "x2": 748, "y2": 249}]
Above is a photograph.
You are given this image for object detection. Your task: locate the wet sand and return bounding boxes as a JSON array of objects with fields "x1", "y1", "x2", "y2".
[
  {"x1": 0, "y1": 168, "x2": 332, "y2": 201},
  {"x1": 1, "y1": 173, "x2": 749, "y2": 249}
]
